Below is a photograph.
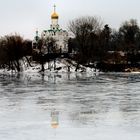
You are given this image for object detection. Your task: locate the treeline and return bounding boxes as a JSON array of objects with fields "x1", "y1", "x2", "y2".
[
  {"x1": 0, "y1": 16, "x2": 140, "y2": 72},
  {"x1": 68, "y1": 17, "x2": 140, "y2": 71}
]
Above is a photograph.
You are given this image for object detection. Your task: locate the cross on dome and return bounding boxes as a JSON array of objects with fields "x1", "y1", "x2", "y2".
[
  {"x1": 53, "y1": 4, "x2": 56, "y2": 12},
  {"x1": 51, "y1": 4, "x2": 59, "y2": 19}
]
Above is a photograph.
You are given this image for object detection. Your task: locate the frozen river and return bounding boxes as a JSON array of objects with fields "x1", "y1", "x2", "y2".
[{"x1": 0, "y1": 72, "x2": 140, "y2": 140}]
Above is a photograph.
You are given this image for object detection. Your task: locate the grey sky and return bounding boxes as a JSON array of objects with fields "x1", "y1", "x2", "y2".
[{"x1": 0, "y1": 0, "x2": 140, "y2": 39}]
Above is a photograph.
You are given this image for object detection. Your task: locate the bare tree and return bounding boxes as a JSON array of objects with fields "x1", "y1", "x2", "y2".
[
  {"x1": 0, "y1": 34, "x2": 33, "y2": 72},
  {"x1": 69, "y1": 16, "x2": 103, "y2": 37},
  {"x1": 68, "y1": 16, "x2": 103, "y2": 70},
  {"x1": 119, "y1": 19, "x2": 140, "y2": 64},
  {"x1": 1, "y1": 35, "x2": 24, "y2": 71}
]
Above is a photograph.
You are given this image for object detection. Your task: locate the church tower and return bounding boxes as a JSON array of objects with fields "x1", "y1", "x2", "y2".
[
  {"x1": 50, "y1": 5, "x2": 59, "y2": 30},
  {"x1": 33, "y1": 5, "x2": 69, "y2": 52}
]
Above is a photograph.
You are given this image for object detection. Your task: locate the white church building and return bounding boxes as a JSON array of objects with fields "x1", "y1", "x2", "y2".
[{"x1": 33, "y1": 5, "x2": 69, "y2": 53}]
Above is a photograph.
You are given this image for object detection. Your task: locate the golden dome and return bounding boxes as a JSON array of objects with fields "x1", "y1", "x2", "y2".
[
  {"x1": 51, "y1": 12, "x2": 59, "y2": 19},
  {"x1": 51, "y1": 5, "x2": 59, "y2": 19}
]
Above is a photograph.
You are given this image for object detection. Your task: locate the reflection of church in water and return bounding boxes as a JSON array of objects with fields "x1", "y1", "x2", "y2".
[
  {"x1": 33, "y1": 5, "x2": 69, "y2": 53},
  {"x1": 51, "y1": 110, "x2": 59, "y2": 129}
]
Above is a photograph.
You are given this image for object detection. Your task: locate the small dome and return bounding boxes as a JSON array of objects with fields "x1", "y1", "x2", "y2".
[{"x1": 51, "y1": 12, "x2": 59, "y2": 19}]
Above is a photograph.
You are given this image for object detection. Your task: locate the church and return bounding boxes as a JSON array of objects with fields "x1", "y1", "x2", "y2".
[{"x1": 33, "y1": 5, "x2": 69, "y2": 53}]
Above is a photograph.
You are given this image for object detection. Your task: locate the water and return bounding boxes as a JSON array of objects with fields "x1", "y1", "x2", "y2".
[{"x1": 0, "y1": 72, "x2": 140, "y2": 140}]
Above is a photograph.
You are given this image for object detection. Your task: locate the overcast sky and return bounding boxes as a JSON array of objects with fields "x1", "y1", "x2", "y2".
[{"x1": 0, "y1": 0, "x2": 140, "y2": 39}]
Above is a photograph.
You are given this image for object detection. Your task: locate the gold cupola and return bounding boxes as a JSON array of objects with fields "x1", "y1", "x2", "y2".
[{"x1": 51, "y1": 5, "x2": 59, "y2": 19}]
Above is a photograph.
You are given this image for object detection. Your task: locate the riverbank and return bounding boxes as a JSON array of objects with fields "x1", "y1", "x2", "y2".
[
  {"x1": 96, "y1": 62, "x2": 140, "y2": 72},
  {"x1": 0, "y1": 58, "x2": 140, "y2": 74},
  {"x1": 0, "y1": 58, "x2": 98, "y2": 75}
]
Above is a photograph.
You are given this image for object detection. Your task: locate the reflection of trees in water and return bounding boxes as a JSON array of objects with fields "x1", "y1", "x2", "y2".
[
  {"x1": 2, "y1": 72, "x2": 98, "y2": 87},
  {"x1": 1, "y1": 71, "x2": 140, "y2": 85},
  {"x1": 119, "y1": 91, "x2": 140, "y2": 122},
  {"x1": 66, "y1": 74, "x2": 140, "y2": 126},
  {"x1": 69, "y1": 109, "x2": 96, "y2": 126},
  {"x1": 0, "y1": 73, "x2": 28, "y2": 107},
  {"x1": 5, "y1": 72, "x2": 97, "y2": 85},
  {"x1": 0, "y1": 73, "x2": 27, "y2": 92},
  {"x1": 1, "y1": 72, "x2": 140, "y2": 127},
  {"x1": 68, "y1": 98, "x2": 110, "y2": 126}
]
